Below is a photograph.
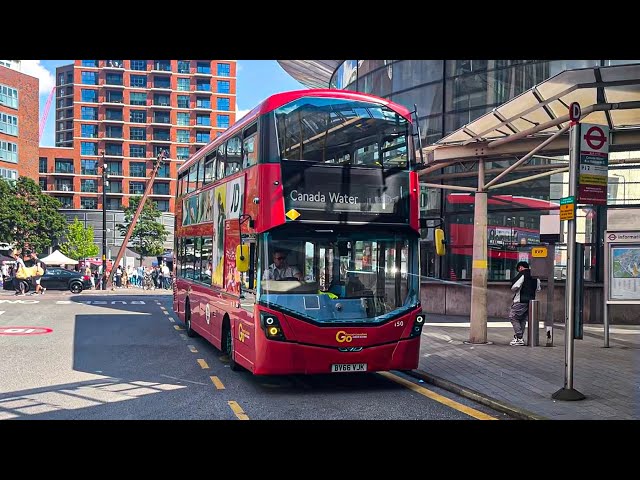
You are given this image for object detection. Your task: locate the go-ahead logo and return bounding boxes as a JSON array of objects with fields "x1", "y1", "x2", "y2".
[{"x1": 336, "y1": 330, "x2": 367, "y2": 343}]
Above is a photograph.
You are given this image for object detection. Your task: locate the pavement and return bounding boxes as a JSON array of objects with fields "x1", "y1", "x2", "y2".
[{"x1": 412, "y1": 313, "x2": 640, "y2": 420}]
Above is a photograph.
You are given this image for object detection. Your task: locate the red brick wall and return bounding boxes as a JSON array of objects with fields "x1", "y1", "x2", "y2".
[{"x1": 0, "y1": 66, "x2": 39, "y2": 181}]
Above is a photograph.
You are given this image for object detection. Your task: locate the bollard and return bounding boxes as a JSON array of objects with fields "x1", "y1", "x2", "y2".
[{"x1": 527, "y1": 299, "x2": 540, "y2": 346}]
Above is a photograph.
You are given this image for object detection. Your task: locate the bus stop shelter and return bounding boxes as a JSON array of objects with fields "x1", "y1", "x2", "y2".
[{"x1": 418, "y1": 63, "x2": 640, "y2": 344}]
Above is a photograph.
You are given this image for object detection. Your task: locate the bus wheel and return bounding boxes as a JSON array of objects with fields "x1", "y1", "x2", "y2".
[
  {"x1": 223, "y1": 318, "x2": 240, "y2": 371},
  {"x1": 185, "y1": 298, "x2": 197, "y2": 338}
]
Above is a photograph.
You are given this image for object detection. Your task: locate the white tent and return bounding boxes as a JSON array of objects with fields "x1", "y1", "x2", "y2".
[{"x1": 39, "y1": 250, "x2": 78, "y2": 265}]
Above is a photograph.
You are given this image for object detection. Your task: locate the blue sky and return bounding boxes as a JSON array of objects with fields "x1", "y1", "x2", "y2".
[{"x1": 21, "y1": 60, "x2": 304, "y2": 147}]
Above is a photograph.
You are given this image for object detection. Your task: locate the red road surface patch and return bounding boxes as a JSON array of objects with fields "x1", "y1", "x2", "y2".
[{"x1": 0, "y1": 327, "x2": 53, "y2": 335}]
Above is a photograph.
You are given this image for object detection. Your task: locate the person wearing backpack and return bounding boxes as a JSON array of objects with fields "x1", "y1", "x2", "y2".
[{"x1": 508, "y1": 261, "x2": 541, "y2": 346}]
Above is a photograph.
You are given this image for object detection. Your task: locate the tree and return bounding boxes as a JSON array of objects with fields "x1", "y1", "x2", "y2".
[
  {"x1": 59, "y1": 218, "x2": 99, "y2": 260},
  {"x1": 0, "y1": 177, "x2": 67, "y2": 253},
  {"x1": 117, "y1": 196, "x2": 168, "y2": 266}
]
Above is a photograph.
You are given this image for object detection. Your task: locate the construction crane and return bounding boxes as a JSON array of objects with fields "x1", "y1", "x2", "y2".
[
  {"x1": 39, "y1": 86, "x2": 56, "y2": 140},
  {"x1": 106, "y1": 150, "x2": 169, "y2": 289}
]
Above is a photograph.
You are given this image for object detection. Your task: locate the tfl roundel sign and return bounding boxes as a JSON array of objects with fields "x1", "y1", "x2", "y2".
[{"x1": 580, "y1": 124, "x2": 609, "y2": 154}]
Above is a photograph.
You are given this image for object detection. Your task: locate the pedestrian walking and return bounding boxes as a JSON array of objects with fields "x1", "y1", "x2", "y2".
[{"x1": 508, "y1": 261, "x2": 541, "y2": 346}]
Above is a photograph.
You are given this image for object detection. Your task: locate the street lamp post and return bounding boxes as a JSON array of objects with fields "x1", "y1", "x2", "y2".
[{"x1": 101, "y1": 152, "x2": 108, "y2": 289}]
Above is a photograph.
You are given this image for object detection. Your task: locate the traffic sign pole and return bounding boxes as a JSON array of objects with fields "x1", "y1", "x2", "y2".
[{"x1": 552, "y1": 121, "x2": 585, "y2": 401}]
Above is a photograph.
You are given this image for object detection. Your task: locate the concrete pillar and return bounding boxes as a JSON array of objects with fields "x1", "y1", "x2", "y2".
[{"x1": 469, "y1": 160, "x2": 488, "y2": 344}]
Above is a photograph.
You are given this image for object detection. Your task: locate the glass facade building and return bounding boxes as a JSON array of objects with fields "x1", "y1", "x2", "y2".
[{"x1": 279, "y1": 60, "x2": 640, "y2": 283}]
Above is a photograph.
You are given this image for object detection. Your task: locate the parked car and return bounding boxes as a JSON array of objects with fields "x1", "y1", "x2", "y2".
[{"x1": 3, "y1": 267, "x2": 92, "y2": 293}]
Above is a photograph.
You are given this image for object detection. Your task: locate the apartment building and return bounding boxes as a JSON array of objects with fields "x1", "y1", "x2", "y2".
[
  {"x1": 0, "y1": 62, "x2": 39, "y2": 181},
  {"x1": 38, "y1": 60, "x2": 237, "y2": 214}
]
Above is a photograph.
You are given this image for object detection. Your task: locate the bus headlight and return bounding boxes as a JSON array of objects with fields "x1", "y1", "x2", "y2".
[
  {"x1": 410, "y1": 313, "x2": 426, "y2": 338},
  {"x1": 260, "y1": 312, "x2": 286, "y2": 341}
]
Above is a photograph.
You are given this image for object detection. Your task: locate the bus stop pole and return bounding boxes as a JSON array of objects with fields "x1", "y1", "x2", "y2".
[{"x1": 552, "y1": 121, "x2": 585, "y2": 401}]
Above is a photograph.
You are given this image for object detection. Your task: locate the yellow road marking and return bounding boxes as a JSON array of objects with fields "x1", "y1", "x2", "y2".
[
  {"x1": 210, "y1": 376, "x2": 225, "y2": 389},
  {"x1": 174, "y1": 325, "x2": 184, "y2": 330},
  {"x1": 228, "y1": 401, "x2": 249, "y2": 420},
  {"x1": 378, "y1": 371, "x2": 497, "y2": 420},
  {"x1": 197, "y1": 359, "x2": 209, "y2": 369},
  {"x1": 188, "y1": 345, "x2": 198, "y2": 353}
]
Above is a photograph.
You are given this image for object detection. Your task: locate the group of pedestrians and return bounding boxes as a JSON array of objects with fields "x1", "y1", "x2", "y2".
[
  {"x1": 87, "y1": 263, "x2": 172, "y2": 290},
  {"x1": 7, "y1": 248, "x2": 47, "y2": 296}
]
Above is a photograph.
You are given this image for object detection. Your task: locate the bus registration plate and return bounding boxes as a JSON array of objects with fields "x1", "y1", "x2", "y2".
[{"x1": 331, "y1": 363, "x2": 367, "y2": 373}]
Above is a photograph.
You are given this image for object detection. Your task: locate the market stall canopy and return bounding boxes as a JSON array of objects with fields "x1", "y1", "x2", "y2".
[{"x1": 39, "y1": 250, "x2": 79, "y2": 265}]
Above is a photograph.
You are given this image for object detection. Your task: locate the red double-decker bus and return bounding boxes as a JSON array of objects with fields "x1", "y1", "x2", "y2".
[{"x1": 173, "y1": 89, "x2": 425, "y2": 375}]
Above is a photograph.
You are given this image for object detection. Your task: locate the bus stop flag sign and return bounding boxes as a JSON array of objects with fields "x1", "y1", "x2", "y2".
[{"x1": 578, "y1": 123, "x2": 609, "y2": 205}]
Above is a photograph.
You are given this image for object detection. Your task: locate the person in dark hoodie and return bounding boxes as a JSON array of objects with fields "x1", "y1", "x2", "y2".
[{"x1": 508, "y1": 261, "x2": 541, "y2": 346}]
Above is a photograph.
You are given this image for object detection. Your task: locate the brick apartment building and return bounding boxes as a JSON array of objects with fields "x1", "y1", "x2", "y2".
[
  {"x1": 35, "y1": 60, "x2": 237, "y2": 256},
  {"x1": 0, "y1": 61, "x2": 39, "y2": 182}
]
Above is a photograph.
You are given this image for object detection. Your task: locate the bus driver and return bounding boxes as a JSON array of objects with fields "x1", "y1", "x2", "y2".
[{"x1": 263, "y1": 248, "x2": 303, "y2": 281}]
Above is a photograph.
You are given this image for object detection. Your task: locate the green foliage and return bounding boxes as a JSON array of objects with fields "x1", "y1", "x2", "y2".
[
  {"x1": 59, "y1": 218, "x2": 100, "y2": 260},
  {"x1": 0, "y1": 177, "x2": 67, "y2": 253},
  {"x1": 117, "y1": 196, "x2": 168, "y2": 263}
]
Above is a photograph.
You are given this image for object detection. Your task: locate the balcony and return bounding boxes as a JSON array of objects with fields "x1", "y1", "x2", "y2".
[
  {"x1": 49, "y1": 183, "x2": 74, "y2": 193},
  {"x1": 51, "y1": 166, "x2": 75, "y2": 175},
  {"x1": 104, "y1": 60, "x2": 124, "y2": 69}
]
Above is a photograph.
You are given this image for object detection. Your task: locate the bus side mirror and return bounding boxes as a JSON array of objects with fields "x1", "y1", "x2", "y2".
[
  {"x1": 435, "y1": 228, "x2": 446, "y2": 256},
  {"x1": 236, "y1": 245, "x2": 250, "y2": 272}
]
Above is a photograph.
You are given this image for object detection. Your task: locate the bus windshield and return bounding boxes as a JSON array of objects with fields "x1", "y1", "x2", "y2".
[
  {"x1": 258, "y1": 228, "x2": 419, "y2": 324},
  {"x1": 274, "y1": 97, "x2": 412, "y2": 169}
]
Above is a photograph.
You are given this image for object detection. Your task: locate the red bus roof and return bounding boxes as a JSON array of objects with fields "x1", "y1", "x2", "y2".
[{"x1": 178, "y1": 89, "x2": 413, "y2": 175}]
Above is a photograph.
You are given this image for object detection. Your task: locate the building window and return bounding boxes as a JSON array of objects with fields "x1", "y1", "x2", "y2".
[
  {"x1": 39, "y1": 157, "x2": 48, "y2": 173},
  {"x1": 216, "y1": 97, "x2": 230, "y2": 111},
  {"x1": 153, "y1": 183, "x2": 170, "y2": 195},
  {"x1": 177, "y1": 147, "x2": 190, "y2": 160},
  {"x1": 177, "y1": 95, "x2": 189, "y2": 108},
  {"x1": 196, "y1": 80, "x2": 211, "y2": 91},
  {"x1": 217, "y1": 80, "x2": 230, "y2": 94},
  {"x1": 0, "y1": 167, "x2": 18, "y2": 181},
  {"x1": 196, "y1": 132, "x2": 210, "y2": 143},
  {"x1": 154, "y1": 60, "x2": 171, "y2": 72},
  {"x1": 106, "y1": 198, "x2": 122, "y2": 210},
  {"x1": 130, "y1": 60, "x2": 147, "y2": 71},
  {"x1": 105, "y1": 108, "x2": 123, "y2": 121},
  {"x1": 177, "y1": 112, "x2": 189, "y2": 126},
  {"x1": 153, "y1": 112, "x2": 170, "y2": 124},
  {"x1": 55, "y1": 196, "x2": 73, "y2": 208},
  {"x1": 106, "y1": 180, "x2": 122, "y2": 193},
  {"x1": 217, "y1": 115, "x2": 230, "y2": 128},
  {"x1": 81, "y1": 142, "x2": 97, "y2": 156},
  {"x1": 157, "y1": 164, "x2": 170, "y2": 178},
  {"x1": 153, "y1": 76, "x2": 171, "y2": 89},
  {"x1": 105, "y1": 144, "x2": 123, "y2": 156},
  {"x1": 129, "y1": 145, "x2": 147, "y2": 158},
  {"x1": 196, "y1": 114, "x2": 210, "y2": 126},
  {"x1": 130, "y1": 92, "x2": 147, "y2": 106},
  {"x1": 217, "y1": 63, "x2": 230, "y2": 77},
  {"x1": 196, "y1": 97, "x2": 211, "y2": 109},
  {"x1": 177, "y1": 78, "x2": 190, "y2": 92},
  {"x1": 129, "y1": 182, "x2": 145, "y2": 195},
  {"x1": 105, "y1": 125, "x2": 123, "y2": 138},
  {"x1": 81, "y1": 71, "x2": 98, "y2": 85},
  {"x1": 81, "y1": 197, "x2": 98, "y2": 209},
  {"x1": 81, "y1": 89, "x2": 98, "y2": 103},
  {"x1": 0, "y1": 141, "x2": 18, "y2": 163},
  {"x1": 81, "y1": 60, "x2": 98, "y2": 67},
  {"x1": 105, "y1": 91, "x2": 123, "y2": 103},
  {"x1": 81, "y1": 124, "x2": 98, "y2": 138},
  {"x1": 130, "y1": 110, "x2": 147, "y2": 123},
  {"x1": 130, "y1": 127, "x2": 146, "y2": 141},
  {"x1": 0, "y1": 112, "x2": 18, "y2": 136},
  {"x1": 177, "y1": 130, "x2": 190, "y2": 143},
  {"x1": 105, "y1": 162, "x2": 122, "y2": 176},
  {"x1": 81, "y1": 179, "x2": 98, "y2": 193},
  {"x1": 81, "y1": 159, "x2": 98, "y2": 175},
  {"x1": 177, "y1": 60, "x2": 190, "y2": 74},
  {"x1": 196, "y1": 62, "x2": 211, "y2": 74},
  {"x1": 130, "y1": 75, "x2": 147, "y2": 88},
  {"x1": 153, "y1": 128, "x2": 170, "y2": 141},
  {"x1": 54, "y1": 159, "x2": 74, "y2": 174},
  {"x1": 153, "y1": 94, "x2": 170, "y2": 106},
  {"x1": 81, "y1": 106, "x2": 97, "y2": 120},
  {"x1": 154, "y1": 200, "x2": 170, "y2": 212},
  {"x1": 130, "y1": 162, "x2": 147, "y2": 177},
  {"x1": 39, "y1": 178, "x2": 47, "y2": 190},
  {"x1": 0, "y1": 84, "x2": 19, "y2": 109}
]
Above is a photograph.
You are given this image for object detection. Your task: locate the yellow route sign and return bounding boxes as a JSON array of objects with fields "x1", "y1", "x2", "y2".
[
  {"x1": 560, "y1": 203, "x2": 575, "y2": 221},
  {"x1": 531, "y1": 247, "x2": 548, "y2": 258}
]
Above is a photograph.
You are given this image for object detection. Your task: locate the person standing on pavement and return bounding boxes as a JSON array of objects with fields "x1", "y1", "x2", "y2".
[{"x1": 508, "y1": 261, "x2": 541, "y2": 346}]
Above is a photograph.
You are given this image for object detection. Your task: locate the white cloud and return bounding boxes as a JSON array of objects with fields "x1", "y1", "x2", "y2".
[
  {"x1": 236, "y1": 108, "x2": 250, "y2": 121},
  {"x1": 20, "y1": 61, "x2": 55, "y2": 95}
]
